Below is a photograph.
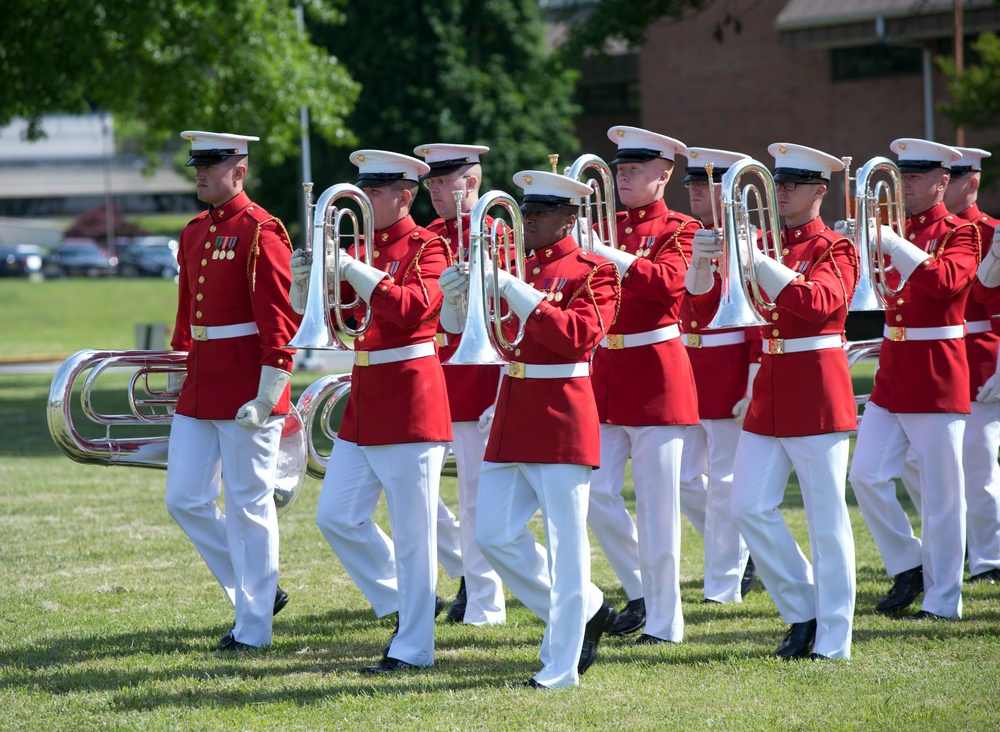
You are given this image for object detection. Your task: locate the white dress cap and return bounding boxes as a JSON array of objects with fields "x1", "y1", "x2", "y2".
[
  {"x1": 890, "y1": 138, "x2": 963, "y2": 172},
  {"x1": 180, "y1": 130, "x2": 259, "y2": 167},
  {"x1": 350, "y1": 149, "x2": 431, "y2": 188},
  {"x1": 413, "y1": 143, "x2": 489, "y2": 179},
  {"x1": 681, "y1": 147, "x2": 751, "y2": 182},
  {"x1": 951, "y1": 146, "x2": 991, "y2": 175},
  {"x1": 767, "y1": 142, "x2": 845, "y2": 182},
  {"x1": 513, "y1": 170, "x2": 594, "y2": 212},
  {"x1": 607, "y1": 125, "x2": 686, "y2": 163}
]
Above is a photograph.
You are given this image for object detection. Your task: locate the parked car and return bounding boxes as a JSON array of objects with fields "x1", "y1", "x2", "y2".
[
  {"x1": 0, "y1": 244, "x2": 45, "y2": 278},
  {"x1": 43, "y1": 239, "x2": 118, "y2": 277},
  {"x1": 117, "y1": 243, "x2": 179, "y2": 278}
]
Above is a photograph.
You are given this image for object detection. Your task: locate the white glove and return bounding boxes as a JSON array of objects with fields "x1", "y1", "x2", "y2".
[
  {"x1": 478, "y1": 403, "x2": 496, "y2": 435},
  {"x1": 235, "y1": 365, "x2": 290, "y2": 430},
  {"x1": 165, "y1": 371, "x2": 186, "y2": 415},
  {"x1": 438, "y1": 264, "x2": 468, "y2": 333},
  {"x1": 880, "y1": 225, "x2": 930, "y2": 280},
  {"x1": 732, "y1": 362, "x2": 760, "y2": 422},
  {"x1": 340, "y1": 252, "x2": 389, "y2": 304},
  {"x1": 833, "y1": 219, "x2": 856, "y2": 240},
  {"x1": 289, "y1": 249, "x2": 311, "y2": 314},
  {"x1": 486, "y1": 268, "x2": 545, "y2": 320},
  {"x1": 691, "y1": 228, "x2": 723, "y2": 268},
  {"x1": 978, "y1": 373, "x2": 1000, "y2": 403},
  {"x1": 978, "y1": 229, "x2": 1000, "y2": 288},
  {"x1": 592, "y1": 242, "x2": 637, "y2": 274},
  {"x1": 753, "y1": 254, "x2": 799, "y2": 299}
]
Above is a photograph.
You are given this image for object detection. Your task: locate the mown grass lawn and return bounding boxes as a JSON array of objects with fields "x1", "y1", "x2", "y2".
[{"x1": 1, "y1": 279, "x2": 999, "y2": 730}]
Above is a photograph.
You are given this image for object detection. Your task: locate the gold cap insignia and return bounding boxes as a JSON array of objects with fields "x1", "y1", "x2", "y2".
[
  {"x1": 524, "y1": 175, "x2": 533, "y2": 185},
  {"x1": 898, "y1": 142, "x2": 907, "y2": 150},
  {"x1": 778, "y1": 144, "x2": 788, "y2": 154},
  {"x1": 357, "y1": 154, "x2": 366, "y2": 162},
  {"x1": 616, "y1": 129, "x2": 625, "y2": 137},
  {"x1": 689, "y1": 151, "x2": 698, "y2": 158},
  {"x1": 421, "y1": 148, "x2": 429, "y2": 154},
  {"x1": 402, "y1": 172, "x2": 408, "y2": 178}
]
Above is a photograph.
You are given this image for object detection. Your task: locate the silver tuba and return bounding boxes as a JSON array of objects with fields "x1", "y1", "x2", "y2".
[
  {"x1": 445, "y1": 190, "x2": 528, "y2": 365},
  {"x1": 847, "y1": 157, "x2": 907, "y2": 312},
  {"x1": 47, "y1": 350, "x2": 306, "y2": 517},
  {"x1": 565, "y1": 154, "x2": 618, "y2": 252},
  {"x1": 295, "y1": 372, "x2": 353, "y2": 479},
  {"x1": 704, "y1": 158, "x2": 779, "y2": 329},
  {"x1": 287, "y1": 182, "x2": 376, "y2": 350}
]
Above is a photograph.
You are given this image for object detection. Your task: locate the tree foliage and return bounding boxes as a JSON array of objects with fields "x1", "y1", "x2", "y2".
[
  {"x1": 940, "y1": 33, "x2": 1000, "y2": 132},
  {"x1": 0, "y1": 0, "x2": 359, "y2": 162},
  {"x1": 260, "y1": 0, "x2": 580, "y2": 231}
]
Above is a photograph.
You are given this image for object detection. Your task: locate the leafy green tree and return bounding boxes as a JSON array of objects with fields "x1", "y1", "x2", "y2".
[
  {"x1": 0, "y1": 0, "x2": 359, "y2": 163},
  {"x1": 261, "y1": 0, "x2": 580, "y2": 231},
  {"x1": 940, "y1": 33, "x2": 1000, "y2": 133}
]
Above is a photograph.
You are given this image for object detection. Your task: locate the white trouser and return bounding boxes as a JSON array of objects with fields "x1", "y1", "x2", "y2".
[
  {"x1": 733, "y1": 430, "x2": 856, "y2": 659},
  {"x1": 476, "y1": 461, "x2": 604, "y2": 689},
  {"x1": 443, "y1": 421, "x2": 506, "y2": 624},
  {"x1": 436, "y1": 493, "x2": 464, "y2": 579},
  {"x1": 316, "y1": 438, "x2": 446, "y2": 666},
  {"x1": 849, "y1": 404, "x2": 966, "y2": 618},
  {"x1": 590, "y1": 424, "x2": 685, "y2": 641},
  {"x1": 165, "y1": 414, "x2": 281, "y2": 647},
  {"x1": 680, "y1": 419, "x2": 749, "y2": 603},
  {"x1": 963, "y1": 401, "x2": 1000, "y2": 575}
]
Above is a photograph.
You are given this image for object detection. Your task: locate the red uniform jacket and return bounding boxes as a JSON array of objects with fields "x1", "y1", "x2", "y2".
[
  {"x1": 486, "y1": 235, "x2": 620, "y2": 467},
  {"x1": 869, "y1": 203, "x2": 980, "y2": 414},
  {"x1": 172, "y1": 191, "x2": 299, "y2": 420},
  {"x1": 425, "y1": 214, "x2": 502, "y2": 422},
  {"x1": 960, "y1": 205, "x2": 1000, "y2": 397},
  {"x1": 591, "y1": 200, "x2": 700, "y2": 426},
  {"x1": 337, "y1": 215, "x2": 453, "y2": 446},
  {"x1": 689, "y1": 218, "x2": 858, "y2": 437}
]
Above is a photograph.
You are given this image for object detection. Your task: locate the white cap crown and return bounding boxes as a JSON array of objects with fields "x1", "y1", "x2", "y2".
[
  {"x1": 513, "y1": 170, "x2": 593, "y2": 212},
  {"x1": 608, "y1": 125, "x2": 685, "y2": 162},
  {"x1": 350, "y1": 149, "x2": 430, "y2": 187},
  {"x1": 890, "y1": 138, "x2": 963, "y2": 171},
  {"x1": 768, "y1": 142, "x2": 844, "y2": 182},
  {"x1": 180, "y1": 130, "x2": 259, "y2": 166},
  {"x1": 682, "y1": 147, "x2": 750, "y2": 181}
]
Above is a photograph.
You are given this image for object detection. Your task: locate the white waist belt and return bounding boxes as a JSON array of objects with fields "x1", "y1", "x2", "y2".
[
  {"x1": 355, "y1": 341, "x2": 436, "y2": 367},
  {"x1": 684, "y1": 331, "x2": 746, "y2": 348},
  {"x1": 504, "y1": 362, "x2": 590, "y2": 379},
  {"x1": 762, "y1": 334, "x2": 842, "y2": 355},
  {"x1": 883, "y1": 324, "x2": 965, "y2": 342},
  {"x1": 600, "y1": 324, "x2": 680, "y2": 349},
  {"x1": 191, "y1": 322, "x2": 258, "y2": 342},
  {"x1": 966, "y1": 320, "x2": 991, "y2": 335}
]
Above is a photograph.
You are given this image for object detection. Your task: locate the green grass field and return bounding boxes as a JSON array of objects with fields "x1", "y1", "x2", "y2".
[{"x1": 1, "y1": 279, "x2": 999, "y2": 730}]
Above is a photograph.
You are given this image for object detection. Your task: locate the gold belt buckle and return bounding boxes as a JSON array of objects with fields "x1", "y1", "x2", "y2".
[
  {"x1": 607, "y1": 334, "x2": 624, "y2": 350},
  {"x1": 767, "y1": 338, "x2": 784, "y2": 355},
  {"x1": 435, "y1": 332, "x2": 449, "y2": 347},
  {"x1": 889, "y1": 326, "x2": 906, "y2": 342},
  {"x1": 687, "y1": 334, "x2": 702, "y2": 349},
  {"x1": 355, "y1": 351, "x2": 370, "y2": 367},
  {"x1": 192, "y1": 325, "x2": 207, "y2": 341},
  {"x1": 508, "y1": 361, "x2": 525, "y2": 379}
]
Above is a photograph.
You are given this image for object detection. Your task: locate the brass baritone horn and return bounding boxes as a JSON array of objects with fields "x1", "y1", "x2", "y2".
[
  {"x1": 566, "y1": 154, "x2": 618, "y2": 252},
  {"x1": 445, "y1": 190, "x2": 528, "y2": 365},
  {"x1": 704, "y1": 158, "x2": 777, "y2": 330},
  {"x1": 47, "y1": 349, "x2": 306, "y2": 517},
  {"x1": 848, "y1": 156, "x2": 906, "y2": 312},
  {"x1": 286, "y1": 183, "x2": 376, "y2": 350}
]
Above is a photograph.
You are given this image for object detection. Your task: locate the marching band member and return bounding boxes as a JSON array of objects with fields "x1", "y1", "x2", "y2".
[
  {"x1": 166, "y1": 130, "x2": 299, "y2": 651},
  {"x1": 293, "y1": 150, "x2": 452, "y2": 674},
  {"x1": 849, "y1": 138, "x2": 979, "y2": 621},
  {"x1": 943, "y1": 147, "x2": 1000, "y2": 585},
  {"x1": 679, "y1": 146, "x2": 757, "y2": 604},
  {"x1": 439, "y1": 170, "x2": 619, "y2": 689},
  {"x1": 689, "y1": 143, "x2": 859, "y2": 659},
  {"x1": 414, "y1": 142, "x2": 506, "y2": 624},
  {"x1": 586, "y1": 125, "x2": 700, "y2": 643}
]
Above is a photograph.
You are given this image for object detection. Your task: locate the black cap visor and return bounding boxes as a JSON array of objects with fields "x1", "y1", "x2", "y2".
[
  {"x1": 519, "y1": 194, "x2": 575, "y2": 214},
  {"x1": 185, "y1": 149, "x2": 243, "y2": 167},
  {"x1": 419, "y1": 158, "x2": 472, "y2": 180},
  {"x1": 683, "y1": 166, "x2": 729, "y2": 183},
  {"x1": 949, "y1": 165, "x2": 977, "y2": 177},
  {"x1": 357, "y1": 172, "x2": 407, "y2": 189},
  {"x1": 773, "y1": 167, "x2": 827, "y2": 184},
  {"x1": 612, "y1": 147, "x2": 664, "y2": 165},
  {"x1": 896, "y1": 160, "x2": 947, "y2": 174}
]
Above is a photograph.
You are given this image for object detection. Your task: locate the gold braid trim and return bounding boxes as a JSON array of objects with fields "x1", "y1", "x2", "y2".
[
  {"x1": 808, "y1": 239, "x2": 858, "y2": 311},
  {"x1": 652, "y1": 219, "x2": 695, "y2": 267},
  {"x1": 564, "y1": 260, "x2": 621, "y2": 338},
  {"x1": 247, "y1": 217, "x2": 293, "y2": 292},
  {"x1": 399, "y1": 236, "x2": 441, "y2": 325}
]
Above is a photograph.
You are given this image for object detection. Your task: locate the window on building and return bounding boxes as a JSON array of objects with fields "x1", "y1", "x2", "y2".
[
  {"x1": 832, "y1": 45, "x2": 921, "y2": 81},
  {"x1": 574, "y1": 54, "x2": 639, "y2": 115}
]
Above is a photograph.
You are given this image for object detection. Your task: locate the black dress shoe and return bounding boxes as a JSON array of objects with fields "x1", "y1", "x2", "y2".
[
  {"x1": 382, "y1": 596, "x2": 448, "y2": 658},
  {"x1": 906, "y1": 610, "x2": 946, "y2": 621},
  {"x1": 360, "y1": 657, "x2": 415, "y2": 675},
  {"x1": 435, "y1": 594, "x2": 446, "y2": 617},
  {"x1": 218, "y1": 635, "x2": 258, "y2": 653},
  {"x1": 274, "y1": 585, "x2": 289, "y2": 616},
  {"x1": 741, "y1": 555, "x2": 759, "y2": 597},
  {"x1": 875, "y1": 566, "x2": 923, "y2": 614},
  {"x1": 966, "y1": 568, "x2": 1000, "y2": 584},
  {"x1": 520, "y1": 678, "x2": 552, "y2": 690},
  {"x1": 219, "y1": 628, "x2": 234, "y2": 649},
  {"x1": 633, "y1": 633, "x2": 671, "y2": 645},
  {"x1": 446, "y1": 577, "x2": 467, "y2": 623},
  {"x1": 607, "y1": 597, "x2": 645, "y2": 636},
  {"x1": 773, "y1": 619, "x2": 817, "y2": 659},
  {"x1": 701, "y1": 598, "x2": 722, "y2": 605},
  {"x1": 578, "y1": 602, "x2": 616, "y2": 675},
  {"x1": 809, "y1": 652, "x2": 831, "y2": 661}
]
